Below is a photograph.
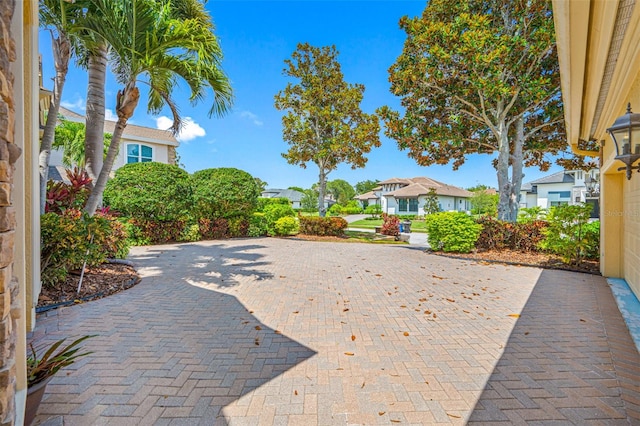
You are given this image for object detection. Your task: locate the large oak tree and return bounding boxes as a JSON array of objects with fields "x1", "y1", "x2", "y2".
[
  {"x1": 275, "y1": 43, "x2": 380, "y2": 216},
  {"x1": 379, "y1": 0, "x2": 566, "y2": 222}
]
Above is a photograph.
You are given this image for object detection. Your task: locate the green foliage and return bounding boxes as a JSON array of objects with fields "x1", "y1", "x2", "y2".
[
  {"x1": 299, "y1": 216, "x2": 348, "y2": 236},
  {"x1": 129, "y1": 219, "x2": 185, "y2": 244},
  {"x1": 426, "y1": 212, "x2": 481, "y2": 253},
  {"x1": 178, "y1": 224, "x2": 202, "y2": 242},
  {"x1": 470, "y1": 191, "x2": 499, "y2": 216},
  {"x1": 53, "y1": 118, "x2": 111, "y2": 167},
  {"x1": 381, "y1": 213, "x2": 400, "y2": 236},
  {"x1": 326, "y1": 179, "x2": 356, "y2": 205},
  {"x1": 256, "y1": 197, "x2": 290, "y2": 212},
  {"x1": 518, "y1": 206, "x2": 547, "y2": 223},
  {"x1": 364, "y1": 204, "x2": 382, "y2": 217},
  {"x1": 191, "y1": 168, "x2": 261, "y2": 220},
  {"x1": 475, "y1": 216, "x2": 547, "y2": 252},
  {"x1": 121, "y1": 220, "x2": 150, "y2": 247},
  {"x1": 227, "y1": 218, "x2": 250, "y2": 238},
  {"x1": 288, "y1": 186, "x2": 305, "y2": 193},
  {"x1": 301, "y1": 189, "x2": 319, "y2": 211},
  {"x1": 248, "y1": 213, "x2": 268, "y2": 237},
  {"x1": 275, "y1": 43, "x2": 381, "y2": 216},
  {"x1": 40, "y1": 209, "x2": 128, "y2": 286},
  {"x1": 423, "y1": 188, "x2": 440, "y2": 215},
  {"x1": 379, "y1": 0, "x2": 566, "y2": 222},
  {"x1": 45, "y1": 168, "x2": 92, "y2": 214},
  {"x1": 355, "y1": 179, "x2": 379, "y2": 195},
  {"x1": 274, "y1": 216, "x2": 299, "y2": 236},
  {"x1": 104, "y1": 162, "x2": 192, "y2": 222},
  {"x1": 27, "y1": 335, "x2": 95, "y2": 387},
  {"x1": 540, "y1": 204, "x2": 598, "y2": 265},
  {"x1": 263, "y1": 203, "x2": 296, "y2": 236},
  {"x1": 198, "y1": 218, "x2": 229, "y2": 240}
]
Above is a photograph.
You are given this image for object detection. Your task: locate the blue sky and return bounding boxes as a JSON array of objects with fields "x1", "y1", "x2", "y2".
[{"x1": 40, "y1": 0, "x2": 566, "y2": 191}]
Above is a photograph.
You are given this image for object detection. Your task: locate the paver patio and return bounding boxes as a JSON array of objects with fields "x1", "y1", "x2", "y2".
[{"x1": 30, "y1": 238, "x2": 640, "y2": 425}]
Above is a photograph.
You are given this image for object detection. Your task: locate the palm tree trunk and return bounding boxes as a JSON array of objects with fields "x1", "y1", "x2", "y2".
[
  {"x1": 84, "y1": 45, "x2": 108, "y2": 200},
  {"x1": 84, "y1": 84, "x2": 140, "y2": 216},
  {"x1": 39, "y1": 33, "x2": 70, "y2": 214},
  {"x1": 84, "y1": 116, "x2": 125, "y2": 215}
]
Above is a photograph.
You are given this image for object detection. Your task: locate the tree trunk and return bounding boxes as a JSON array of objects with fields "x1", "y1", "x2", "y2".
[
  {"x1": 317, "y1": 168, "x2": 327, "y2": 217},
  {"x1": 84, "y1": 45, "x2": 108, "y2": 203},
  {"x1": 510, "y1": 118, "x2": 525, "y2": 221},
  {"x1": 84, "y1": 84, "x2": 140, "y2": 215},
  {"x1": 39, "y1": 33, "x2": 71, "y2": 214},
  {"x1": 496, "y1": 120, "x2": 513, "y2": 222}
]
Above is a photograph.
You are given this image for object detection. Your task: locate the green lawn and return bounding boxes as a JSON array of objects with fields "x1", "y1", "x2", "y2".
[{"x1": 348, "y1": 219, "x2": 428, "y2": 233}]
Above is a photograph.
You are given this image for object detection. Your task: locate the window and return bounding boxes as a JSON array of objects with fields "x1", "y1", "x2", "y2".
[
  {"x1": 127, "y1": 144, "x2": 153, "y2": 163},
  {"x1": 398, "y1": 198, "x2": 418, "y2": 212},
  {"x1": 550, "y1": 201, "x2": 569, "y2": 207}
]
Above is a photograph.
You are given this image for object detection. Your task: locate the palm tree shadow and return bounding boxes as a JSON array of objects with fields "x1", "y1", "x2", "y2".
[{"x1": 30, "y1": 239, "x2": 316, "y2": 424}]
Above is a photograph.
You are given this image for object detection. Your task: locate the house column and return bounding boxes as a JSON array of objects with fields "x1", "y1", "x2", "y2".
[{"x1": 600, "y1": 172, "x2": 623, "y2": 278}]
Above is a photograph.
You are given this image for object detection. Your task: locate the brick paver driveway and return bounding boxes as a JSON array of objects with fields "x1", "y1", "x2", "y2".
[{"x1": 31, "y1": 238, "x2": 640, "y2": 425}]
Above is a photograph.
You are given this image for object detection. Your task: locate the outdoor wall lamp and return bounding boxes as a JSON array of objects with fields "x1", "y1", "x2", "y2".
[{"x1": 606, "y1": 103, "x2": 640, "y2": 180}]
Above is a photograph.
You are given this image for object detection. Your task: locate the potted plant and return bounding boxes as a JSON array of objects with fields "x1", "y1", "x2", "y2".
[{"x1": 25, "y1": 335, "x2": 95, "y2": 425}]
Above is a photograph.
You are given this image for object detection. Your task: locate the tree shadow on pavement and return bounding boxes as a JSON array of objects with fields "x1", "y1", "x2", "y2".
[
  {"x1": 468, "y1": 269, "x2": 640, "y2": 424},
  {"x1": 30, "y1": 240, "x2": 316, "y2": 424}
]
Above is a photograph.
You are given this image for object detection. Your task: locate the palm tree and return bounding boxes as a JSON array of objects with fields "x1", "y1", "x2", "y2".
[
  {"x1": 52, "y1": 119, "x2": 111, "y2": 168},
  {"x1": 81, "y1": 0, "x2": 232, "y2": 215},
  {"x1": 38, "y1": 0, "x2": 84, "y2": 214}
]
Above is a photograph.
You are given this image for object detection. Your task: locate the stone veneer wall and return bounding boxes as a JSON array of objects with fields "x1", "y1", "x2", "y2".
[{"x1": 0, "y1": 0, "x2": 22, "y2": 423}]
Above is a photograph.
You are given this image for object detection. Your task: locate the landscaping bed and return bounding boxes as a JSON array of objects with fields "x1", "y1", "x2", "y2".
[
  {"x1": 37, "y1": 262, "x2": 140, "y2": 312},
  {"x1": 432, "y1": 249, "x2": 600, "y2": 275}
]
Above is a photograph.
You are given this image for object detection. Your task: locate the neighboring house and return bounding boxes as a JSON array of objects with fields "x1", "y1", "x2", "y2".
[
  {"x1": 519, "y1": 169, "x2": 600, "y2": 210},
  {"x1": 261, "y1": 188, "x2": 305, "y2": 209},
  {"x1": 553, "y1": 1, "x2": 640, "y2": 300},
  {"x1": 356, "y1": 177, "x2": 473, "y2": 215},
  {"x1": 49, "y1": 106, "x2": 179, "y2": 178}
]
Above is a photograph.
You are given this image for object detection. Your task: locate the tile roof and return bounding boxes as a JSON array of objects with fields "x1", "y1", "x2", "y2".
[
  {"x1": 355, "y1": 190, "x2": 379, "y2": 201},
  {"x1": 383, "y1": 177, "x2": 473, "y2": 198},
  {"x1": 521, "y1": 171, "x2": 575, "y2": 192},
  {"x1": 58, "y1": 107, "x2": 179, "y2": 146}
]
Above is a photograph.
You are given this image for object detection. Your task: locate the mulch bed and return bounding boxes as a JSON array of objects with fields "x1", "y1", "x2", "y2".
[
  {"x1": 431, "y1": 249, "x2": 600, "y2": 275},
  {"x1": 37, "y1": 262, "x2": 140, "y2": 312}
]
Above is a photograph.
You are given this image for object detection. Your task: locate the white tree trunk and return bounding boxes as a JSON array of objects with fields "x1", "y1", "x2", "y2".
[
  {"x1": 38, "y1": 33, "x2": 70, "y2": 214},
  {"x1": 510, "y1": 118, "x2": 525, "y2": 221},
  {"x1": 496, "y1": 120, "x2": 512, "y2": 221},
  {"x1": 317, "y1": 168, "x2": 327, "y2": 217}
]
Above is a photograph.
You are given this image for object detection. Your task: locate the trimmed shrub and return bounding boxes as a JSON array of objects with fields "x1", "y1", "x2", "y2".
[
  {"x1": 129, "y1": 218, "x2": 185, "y2": 244},
  {"x1": 381, "y1": 213, "x2": 400, "y2": 236},
  {"x1": 539, "y1": 204, "x2": 598, "y2": 264},
  {"x1": 475, "y1": 216, "x2": 547, "y2": 252},
  {"x1": 263, "y1": 203, "x2": 296, "y2": 235},
  {"x1": 256, "y1": 197, "x2": 290, "y2": 212},
  {"x1": 228, "y1": 217, "x2": 250, "y2": 238},
  {"x1": 364, "y1": 204, "x2": 382, "y2": 217},
  {"x1": 426, "y1": 212, "x2": 481, "y2": 253},
  {"x1": 198, "y1": 218, "x2": 229, "y2": 240},
  {"x1": 104, "y1": 162, "x2": 192, "y2": 221},
  {"x1": 178, "y1": 224, "x2": 202, "y2": 242},
  {"x1": 248, "y1": 213, "x2": 268, "y2": 237},
  {"x1": 299, "y1": 216, "x2": 348, "y2": 236},
  {"x1": 191, "y1": 168, "x2": 260, "y2": 220},
  {"x1": 274, "y1": 216, "x2": 299, "y2": 236},
  {"x1": 41, "y1": 209, "x2": 129, "y2": 286}
]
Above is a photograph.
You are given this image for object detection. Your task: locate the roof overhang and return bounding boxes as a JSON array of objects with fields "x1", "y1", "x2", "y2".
[{"x1": 553, "y1": 0, "x2": 640, "y2": 158}]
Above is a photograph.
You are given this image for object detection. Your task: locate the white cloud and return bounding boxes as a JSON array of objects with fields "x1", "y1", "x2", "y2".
[
  {"x1": 60, "y1": 96, "x2": 86, "y2": 111},
  {"x1": 239, "y1": 110, "x2": 264, "y2": 126},
  {"x1": 105, "y1": 109, "x2": 118, "y2": 121},
  {"x1": 156, "y1": 116, "x2": 206, "y2": 143}
]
